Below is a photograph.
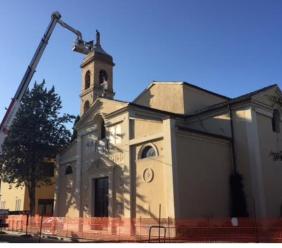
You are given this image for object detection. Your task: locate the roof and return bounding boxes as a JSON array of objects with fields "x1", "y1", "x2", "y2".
[
  {"x1": 229, "y1": 84, "x2": 278, "y2": 104},
  {"x1": 81, "y1": 32, "x2": 113, "y2": 68},
  {"x1": 133, "y1": 81, "x2": 229, "y2": 103},
  {"x1": 129, "y1": 102, "x2": 186, "y2": 118},
  {"x1": 92, "y1": 30, "x2": 112, "y2": 58},
  {"x1": 105, "y1": 100, "x2": 187, "y2": 119},
  {"x1": 79, "y1": 83, "x2": 281, "y2": 124},
  {"x1": 92, "y1": 42, "x2": 112, "y2": 59},
  {"x1": 185, "y1": 84, "x2": 280, "y2": 119},
  {"x1": 182, "y1": 81, "x2": 229, "y2": 99},
  {"x1": 177, "y1": 125, "x2": 231, "y2": 141},
  {"x1": 118, "y1": 83, "x2": 281, "y2": 120}
]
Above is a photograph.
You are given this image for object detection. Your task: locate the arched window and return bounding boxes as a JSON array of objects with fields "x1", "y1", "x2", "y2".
[
  {"x1": 84, "y1": 101, "x2": 90, "y2": 113},
  {"x1": 85, "y1": 70, "x2": 91, "y2": 89},
  {"x1": 272, "y1": 109, "x2": 280, "y2": 133},
  {"x1": 140, "y1": 145, "x2": 157, "y2": 159},
  {"x1": 95, "y1": 115, "x2": 107, "y2": 140},
  {"x1": 65, "y1": 165, "x2": 73, "y2": 175},
  {"x1": 99, "y1": 70, "x2": 108, "y2": 85},
  {"x1": 100, "y1": 118, "x2": 106, "y2": 140}
]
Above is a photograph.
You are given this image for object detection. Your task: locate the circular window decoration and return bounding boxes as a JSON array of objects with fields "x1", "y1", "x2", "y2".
[
  {"x1": 143, "y1": 168, "x2": 154, "y2": 183},
  {"x1": 140, "y1": 144, "x2": 158, "y2": 159}
]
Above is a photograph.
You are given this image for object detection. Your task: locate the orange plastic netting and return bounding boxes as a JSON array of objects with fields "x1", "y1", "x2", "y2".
[{"x1": 4, "y1": 216, "x2": 282, "y2": 242}]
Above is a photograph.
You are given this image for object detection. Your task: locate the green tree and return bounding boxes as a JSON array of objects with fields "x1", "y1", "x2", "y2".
[{"x1": 0, "y1": 81, "x2": 74, "y2": 215}]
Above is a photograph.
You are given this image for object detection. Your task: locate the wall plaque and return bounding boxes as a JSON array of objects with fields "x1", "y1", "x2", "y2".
[{"x1": 143, "y1": 168, "x2": 154, "y2": 183}]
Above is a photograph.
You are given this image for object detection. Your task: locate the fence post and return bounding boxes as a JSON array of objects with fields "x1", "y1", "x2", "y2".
[
  {"x1": 167, "y1": 217, "x2": 170, "y2": 242},
  {"x1": 139, "y1": 216, "x2": 141, "y2": 242},
  {"x1": 25, "y1": 213, "x2": 29, "y2": 236},
  {"x1": 38, "y1": 215, "x2": 44, "y2": 243},
  {"x1": 158, "y1": 204, "x2": 161, "y2": 243},
  {"x1": 66, "y1": 217, "x2": 68, "y2": 238}
]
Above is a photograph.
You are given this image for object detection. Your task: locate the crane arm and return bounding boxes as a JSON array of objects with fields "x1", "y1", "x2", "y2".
[
  {"x1": 14, "y1": 12, "x2": 61, "y2": 102},
  {"x1": 57, "y1": 19, "x2": 82, "y2": 40},
  {"x1": 0, "y1": 11, "x2": 91, "y2": 153}
]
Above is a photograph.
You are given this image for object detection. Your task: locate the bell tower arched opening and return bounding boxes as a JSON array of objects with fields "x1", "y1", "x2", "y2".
[
  {"x1": 83, "y1": 100, "x2": 90, "y2": 113},
  {"x1": 79, "y1": 31, "x2": 115, "y2": 115},
  {"x1": 85, "y1": 70, "x2": 91, "y2": 89}
]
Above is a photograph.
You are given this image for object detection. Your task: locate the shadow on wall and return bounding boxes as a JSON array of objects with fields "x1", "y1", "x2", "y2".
[
  {"x1": 57, "y1": 168, "x2": 79, "y2": 217},
  {"x1": 116, "y1": 165, "x2": 159, "y2": 221},
  {"x1": 58, "y1": 142, "x2": 158, "y2": 221},
  {"x1": 134, "y1": 87, "x2": 154, "y2": 108}
]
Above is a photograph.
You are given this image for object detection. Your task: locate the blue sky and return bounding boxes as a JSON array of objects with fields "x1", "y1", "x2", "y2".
[{"x1": 1, "y1": 0, "x2": 282, "y2": 124}]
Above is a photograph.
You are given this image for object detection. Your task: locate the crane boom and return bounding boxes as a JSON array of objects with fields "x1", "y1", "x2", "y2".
[{"x1": 0, "y1": 11, "x2": 92, "y2": 153}]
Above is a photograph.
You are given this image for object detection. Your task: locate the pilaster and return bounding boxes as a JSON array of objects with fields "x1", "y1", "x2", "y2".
[
  {"x1": 76, "y1": 134, "x2": 83, "y2": 217},
  {"x1": 163, "y1": 118, "x2": 178, "y2": 219},
  {"x1": 53, "y1": 154, "x2": 60, "y2": 216},
  {"x1": 246, "y1": 108, "x2": 266, "y2": 218}
]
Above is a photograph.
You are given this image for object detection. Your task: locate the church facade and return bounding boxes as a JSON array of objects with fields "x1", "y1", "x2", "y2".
[{"x1": 54, "y1": 34, "x2": 282, "y2": 221}]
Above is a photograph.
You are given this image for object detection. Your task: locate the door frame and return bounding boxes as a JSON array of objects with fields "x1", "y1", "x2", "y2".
[
  {"x1": 89, "y1": 165, "x2": 115, "y2": 217},
  {"x1": 92, "y1": 176, "x2": 109, "y2": 217}
]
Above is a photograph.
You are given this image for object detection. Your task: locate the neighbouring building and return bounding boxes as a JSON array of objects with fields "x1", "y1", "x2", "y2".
[
  {"x1": 0, "y1": 165, "x2": 55, "y2": 216},
  {"x1": 54, "y1": 32, "x2": 282, "y2": 221}
]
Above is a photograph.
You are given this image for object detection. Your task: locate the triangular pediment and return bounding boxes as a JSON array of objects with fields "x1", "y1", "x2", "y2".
[
  {"x1": 59, "y1": 140, "x2": 77, "y2": 162},
  {"x1": 76, "y1": 98, "x2": 128, "y2": 130},
  {"x1": 252, "y1": 85, "x2": 282, "y2": 107}
]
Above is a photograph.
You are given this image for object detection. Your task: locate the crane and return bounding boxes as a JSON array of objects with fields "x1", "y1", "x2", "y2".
[{"x1": 0, "y1": 11, "x2": 93, "y2": 153}]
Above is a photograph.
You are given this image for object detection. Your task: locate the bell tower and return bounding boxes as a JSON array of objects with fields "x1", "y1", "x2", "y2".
[{"x1": 80, "y1": 31, "x2": 115, "y2": 115}]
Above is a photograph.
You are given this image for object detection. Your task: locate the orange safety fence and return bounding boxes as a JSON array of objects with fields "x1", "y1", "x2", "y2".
[{"x1": 4, "y1": 216, "x2": 282, "y2": 242}]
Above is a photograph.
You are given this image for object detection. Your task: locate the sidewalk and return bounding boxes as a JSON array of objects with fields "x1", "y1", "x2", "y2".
[
  {"x1": 0, "y1": 230, "x2": 135, "y2": 243},
  {"x1": 0, "y1": 231, "x2": 71, "y2": 243}
]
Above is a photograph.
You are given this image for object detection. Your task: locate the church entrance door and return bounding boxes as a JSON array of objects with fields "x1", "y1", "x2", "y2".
[{"x1": 93, "y1": 177, "x2": 109, "y2": 217}]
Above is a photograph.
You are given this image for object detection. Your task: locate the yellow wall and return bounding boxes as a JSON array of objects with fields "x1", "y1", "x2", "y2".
[
  {"x1": 133, "y1": 118, "x2": 163, "y2": 139},
  {"x1": 134, "y1": 139, "x2": 168, "y2": 219},
  {"x1": 0, "y1": 180, "x2": 55, "y2": 214},
  {"x1": 0, "y1": 182, "x2": 26, "y2": 211},
  {"x1": 134, "y1": 83, "x2": 226, "y2": 115},
  {"x1": 183, "y1": 84, "x2": 226, "y2": 114},
  {"x1": 231, "y1": 107, "x2": 254, "y2": 217},
  {"x1": 186, "y1": 109, "x2": 232, "y2": 138},
  {"x1": 56, "y1": 161, "x2": 78, "y2": 217},
  {"x1": 134, "y1": 83, "x2": 185, "y2": 114},
  {"x1": 256, "y1": 111, "x2": 282, "y2": 217},
  {"x1": 174, "y1": 130, "x2": 232, "y2": 218}
]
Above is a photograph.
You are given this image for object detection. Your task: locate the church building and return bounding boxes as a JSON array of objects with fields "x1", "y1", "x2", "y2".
[{"x1": 54, "y1": 32, "x2": 282, "y2": 221}]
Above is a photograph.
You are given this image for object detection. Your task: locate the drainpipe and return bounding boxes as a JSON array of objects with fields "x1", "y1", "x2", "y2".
[
  {"x1": 228, "y1": 104, "x2": 237, "y2": 174},
  {"x1": 228, "y1": 103, "x2": 250, "y2": 219}
]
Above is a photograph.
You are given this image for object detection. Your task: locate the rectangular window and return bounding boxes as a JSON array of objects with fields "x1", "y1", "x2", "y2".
[
  {"x1": 129, "y1": 119, "x2": 135, "y2": 139},
  {"x1": 37, "y1": 199, "x2": 54, "y2": 216},
  {"x1": 15, "y1": 199, "x2": 21, "y2": 211},
  {"x1": 109, "y1": 124, "x2": 122, "y2": 145}
]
